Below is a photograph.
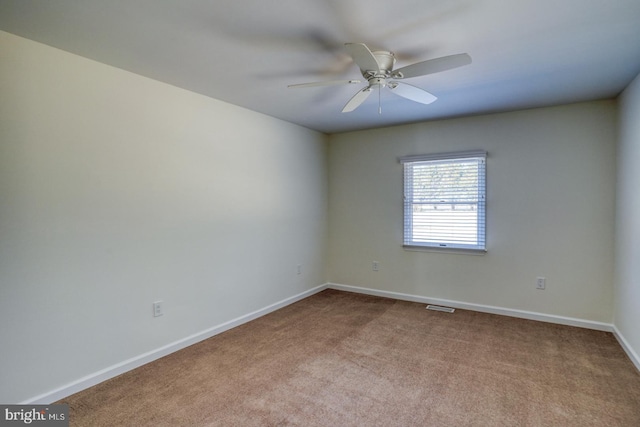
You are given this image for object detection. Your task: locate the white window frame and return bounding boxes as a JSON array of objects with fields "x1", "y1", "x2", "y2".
[{"x1": 400, "y1": 150, "x2": 487, "y2": 253}]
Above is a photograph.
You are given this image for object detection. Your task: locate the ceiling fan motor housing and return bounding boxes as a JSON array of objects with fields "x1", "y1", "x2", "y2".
[{"x1": 370, "y1": 51, "x2": 395, "y2": 74}]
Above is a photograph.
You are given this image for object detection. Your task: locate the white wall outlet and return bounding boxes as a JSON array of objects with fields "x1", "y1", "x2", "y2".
[
  {"x1": 297, "y1": 264, "x2": 302, "y2": 275},
  {"x1": 372, "y1": 261, "x2": 379, "y2": 272},
  {"x1": 153, "y1": 301, "x2": 163, "y2": 317},
  {"x1": 536, "y1": 277, "x2": 546, "y2": 290}
]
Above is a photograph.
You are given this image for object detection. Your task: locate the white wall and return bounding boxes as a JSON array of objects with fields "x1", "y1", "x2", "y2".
[
  {"x1": 614, "y1": 72, "x2": 640, "y2": 364},
  {"x1": 0, "y1": 31, "x2": 328, "y2": 403},
  {"x1": 328, "y1": 102, "x2": 616, "y2": 322}
]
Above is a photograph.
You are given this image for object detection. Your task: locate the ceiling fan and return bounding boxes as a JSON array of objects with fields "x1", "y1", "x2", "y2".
[{"x1": 288, "y1": 43, "x2": 471, "y2": 113}]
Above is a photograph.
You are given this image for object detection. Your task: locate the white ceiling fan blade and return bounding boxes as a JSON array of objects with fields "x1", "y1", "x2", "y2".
[
  {"x1": 393, "y1": 53, "x2": 471, "y2": 79},
  {"x1": 344, "y1": 43, "x2": 380, "y2": 73},
  {"x1": 342, "y1": 87, "x2": 373, "y2": 112},
  {"x1": 288, "y1": 79, "x2": 361, "y2": 88},
  {"x1": 388, "y1": 82, "x2": 437, "y2": 104}
]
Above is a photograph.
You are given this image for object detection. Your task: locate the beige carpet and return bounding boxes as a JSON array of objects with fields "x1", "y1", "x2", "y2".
[{"x1": 59, "y1": 289, "x2": 640, "y2": 426}]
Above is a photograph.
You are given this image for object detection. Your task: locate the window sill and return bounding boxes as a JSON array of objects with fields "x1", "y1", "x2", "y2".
[{"x1": 403, "y1": 245, "x2": 487, "y2": 256}]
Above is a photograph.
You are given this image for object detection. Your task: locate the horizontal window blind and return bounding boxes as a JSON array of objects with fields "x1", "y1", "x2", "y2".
[{"x1": 402, "y1": 151, "x2": 486, "y2": 251}]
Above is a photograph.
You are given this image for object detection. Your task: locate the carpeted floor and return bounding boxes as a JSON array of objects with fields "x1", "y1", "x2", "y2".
[{"x1": 59, "y1": 289, "x2": 640, "y2": 426}]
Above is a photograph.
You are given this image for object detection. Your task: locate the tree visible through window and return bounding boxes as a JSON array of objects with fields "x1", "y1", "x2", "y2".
[{"x1": 401, "y1": 151, "x2": 486, "y2": 251}]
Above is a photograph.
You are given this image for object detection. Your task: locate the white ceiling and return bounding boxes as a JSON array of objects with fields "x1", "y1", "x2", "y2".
[{"x1": 2, "y1": 0, "x2": 639, "y2": 134}]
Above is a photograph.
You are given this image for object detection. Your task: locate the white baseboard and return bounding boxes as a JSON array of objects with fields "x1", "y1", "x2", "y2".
[
  {"x1": 327, "y1": 283, "x2": 614, "y2": 332},
  {"x1": 24, "y1": 282, "x2": 638, "y2": 403},
  {"x1": 23, "y1": 284, "x2": 329, "y2": 404},
  {"x1": 612, "y1": 325, "x2": 640, "y2": 372}
]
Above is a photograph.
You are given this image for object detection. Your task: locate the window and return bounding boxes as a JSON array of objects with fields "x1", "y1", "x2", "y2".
[{"x1": 401, "y1": 151, "x2": 486, "y2": 252}]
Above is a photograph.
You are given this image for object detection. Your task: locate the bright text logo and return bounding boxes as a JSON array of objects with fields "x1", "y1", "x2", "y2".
[{"x1": 0, "y1": 405, "x2": 68, "y2": 426}]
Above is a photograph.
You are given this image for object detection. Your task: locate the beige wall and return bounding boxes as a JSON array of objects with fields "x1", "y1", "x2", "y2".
[
  {"x1": 328, "y1": 102, "x2": 616, "y2": 322},
  {"x1": 0, "y1": 31, "x2": 328, "y2": 403},
  {"x1": 614, "y1": 72, "x2": 640, "y2": 363}
]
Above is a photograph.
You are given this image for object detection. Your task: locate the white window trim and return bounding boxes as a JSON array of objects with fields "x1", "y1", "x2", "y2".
[{"x1": 400, "y1": 150, "x2": 487, "y2": 254}]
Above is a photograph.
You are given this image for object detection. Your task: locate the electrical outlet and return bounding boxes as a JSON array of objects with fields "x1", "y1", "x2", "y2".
[
  {"x1": 372, "y1": 261, "x2": 379, "y2": 272},
  {"x1": 153, "y1": 301, "x2": 163, "y2": 317},
  {"x1": 297, "y1": 264, "x2": 302, "y2": 275},
  {"x1": 536, "y1": 277, "x2": 546, "y2": 290}
]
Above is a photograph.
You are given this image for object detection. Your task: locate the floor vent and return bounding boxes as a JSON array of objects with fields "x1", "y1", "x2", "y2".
[{"x1": 426, "y1": 305, "x2": 455, "y2": 313}]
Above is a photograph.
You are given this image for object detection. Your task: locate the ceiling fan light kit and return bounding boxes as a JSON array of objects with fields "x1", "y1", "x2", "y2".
[{"x1": 289, "y1": 43, "x2": 471, "y2": 114}]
